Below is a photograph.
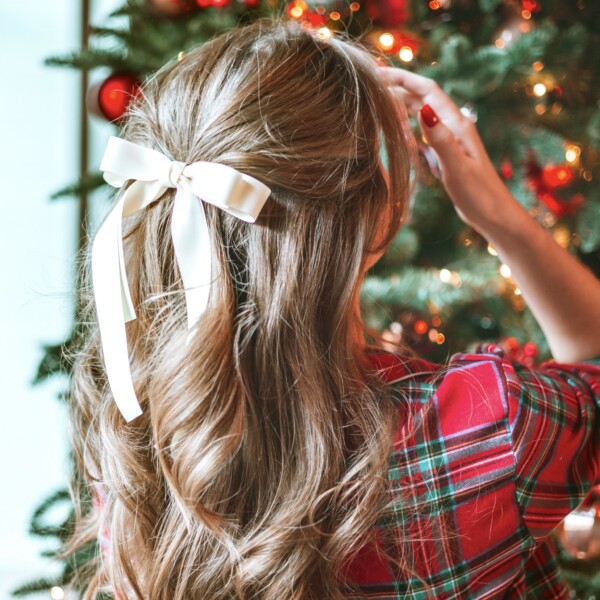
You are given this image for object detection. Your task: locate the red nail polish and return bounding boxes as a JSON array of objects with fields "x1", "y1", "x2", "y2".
[{"x1": 420, "y1": 104, "x2": 439, "y2": 128}]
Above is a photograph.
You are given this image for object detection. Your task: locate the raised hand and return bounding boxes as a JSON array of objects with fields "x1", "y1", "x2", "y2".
[
  {"x1": 378, "y1": 65, "x2": 600, "y2": 364},
  {"x1": 379, "y1": 66, "x2": 516, "y2": 233}
]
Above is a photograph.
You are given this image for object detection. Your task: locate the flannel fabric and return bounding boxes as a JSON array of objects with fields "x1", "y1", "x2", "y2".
[
  {"x1": 92, "y1": 343, "x2": 600, "y2": 598},
  {"x1": 341, "y1": 342, "x2": 600, "y2": 599}
]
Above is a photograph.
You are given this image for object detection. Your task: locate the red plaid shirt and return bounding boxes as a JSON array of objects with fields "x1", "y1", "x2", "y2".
[{"x1": 92, "y1": 343, "x2": 600, "y2": 598}]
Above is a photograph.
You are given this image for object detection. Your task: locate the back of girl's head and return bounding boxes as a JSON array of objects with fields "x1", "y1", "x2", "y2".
[{"x1": 66, "y1": 17, "x2": 418, "y2": 599}]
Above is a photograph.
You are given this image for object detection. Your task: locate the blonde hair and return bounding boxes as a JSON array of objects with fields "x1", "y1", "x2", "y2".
[{"x1": 62, "y1": 17, "x2": 421, "y2": 599}]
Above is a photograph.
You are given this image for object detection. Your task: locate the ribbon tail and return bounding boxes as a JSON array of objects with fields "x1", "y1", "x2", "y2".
[
  {"x1": 170, "y1": 185, "x2": 212, "y2": 332},
  {"x1": 91, "y1": 194, "x2": 143, "y2": 422}
]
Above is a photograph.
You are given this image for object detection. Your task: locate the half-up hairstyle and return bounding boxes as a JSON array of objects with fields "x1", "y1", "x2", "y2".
[{"x1": 62, "y1": 16, "x2": 419, "y2": 599}]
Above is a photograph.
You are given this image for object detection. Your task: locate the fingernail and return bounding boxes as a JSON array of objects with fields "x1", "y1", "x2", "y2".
[{"x1": 420, "y1": 104, "x2": 439, "y2": 128}]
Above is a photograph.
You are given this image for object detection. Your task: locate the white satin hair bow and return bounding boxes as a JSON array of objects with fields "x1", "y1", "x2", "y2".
[{"x1": 91, "y1": 136, "x2": 271, "y2": 422}]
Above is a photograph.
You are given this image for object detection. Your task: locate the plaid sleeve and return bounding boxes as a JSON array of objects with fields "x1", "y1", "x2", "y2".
[{"x1": 489, "y1": 344, "x2": 600, "y2": 543}]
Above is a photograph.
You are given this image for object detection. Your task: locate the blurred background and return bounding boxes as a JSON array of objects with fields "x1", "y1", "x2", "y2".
[{"x1": 0, "y1": 1, "x2": 116, "y2": 597}]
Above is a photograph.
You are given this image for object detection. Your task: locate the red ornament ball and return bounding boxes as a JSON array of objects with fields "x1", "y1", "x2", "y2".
[
  {"x1": 147, "y1": 0, "x2": 196, "y2": 16},
  {"x1": 87, "y1": 74, "x2": 142, "y2": 122}
]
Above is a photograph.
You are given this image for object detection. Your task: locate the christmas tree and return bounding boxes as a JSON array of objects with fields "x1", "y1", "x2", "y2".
[{"x1": 15, "y1": 0, "x2": 600, "y2": 597}]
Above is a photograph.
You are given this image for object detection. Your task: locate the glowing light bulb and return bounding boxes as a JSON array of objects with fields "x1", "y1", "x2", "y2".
[
  {"x1": 439, "y1": 268, "x2": 452, "y2": 283},
  {"x1": 379, "y1": 33, "x2": 395, "y2": 49},
  {"x1": 414, "y1": 320, "x2": 428, "y2": 335},
  {"x1": 349, "y1": 2, "x2": 360, "y2": 10},
  {"x1": 565, "y1": 145, "x2": 581, "y2": 163},
  {"x1": 399, "y1": 46, "x2": 414, "y2": 62},
  {"x1": 533, "y1": 83, "x2": 547, "y2": 97},
  {"x1": 500, "y1": 264, "x2": 512, "y2": 278},
  {"x1": 316, "y1": 27, "x2": 331, "y2": 39},
  {"x1": 329, "y1": 10, "x2": 341, "y2": 19}
]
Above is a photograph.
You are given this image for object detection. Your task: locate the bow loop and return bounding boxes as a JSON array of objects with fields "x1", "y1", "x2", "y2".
[{"x1": 92, "y1": 136, "x2": 271, "y2": 422}]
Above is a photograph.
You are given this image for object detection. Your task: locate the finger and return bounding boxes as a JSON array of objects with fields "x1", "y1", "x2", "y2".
[
  {"x1": 416, "y1": 107, "x2": 472, "y2": 175},
  {"x1": 379, "y1": 66, "x2": 438, "y2": 97},
  {"x1": 388, "y1": 86, "x2": 423, "y2": 117},
  {"x1": 387, "y1": 86, "x2": 426, "y2": 116}
]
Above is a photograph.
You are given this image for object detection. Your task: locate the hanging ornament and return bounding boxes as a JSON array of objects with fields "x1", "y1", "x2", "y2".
[
  {"x1": 498, "y1": 337, "x2": 539, "y2": 368},
  {"x1": 147, "y1": 0, "x2": 196, "y2": 16},
  {"x1": 525, "y1": 157, "x2": 585, "y2": 219},
  {"x1": 196, "y1": 0, "x2": 230, "y2": 7},
  {"x1": 520, "y1": 0, "x2": 541, "y2": 14},
  {"x1": 87, "y1": 73, "x2": 142, "y2": 122},
  {"x1": 365, "y1": 0, "x2": 410, "y2": 28},
  {"x1": 554, "y1": 488, "x2": 600, "y2": 560}
]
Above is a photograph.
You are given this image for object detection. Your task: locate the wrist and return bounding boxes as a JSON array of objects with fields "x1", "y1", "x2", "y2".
[{"x1": 469, "y1": 190, "x2": 535, "y2": 247}]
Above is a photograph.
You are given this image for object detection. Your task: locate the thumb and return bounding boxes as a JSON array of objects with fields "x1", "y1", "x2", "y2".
[{"x1": 417, "y1": 104, "x2": 463, "y2": 171}]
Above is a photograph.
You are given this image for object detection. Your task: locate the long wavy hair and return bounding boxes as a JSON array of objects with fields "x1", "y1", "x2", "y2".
[{"x1": 62, "y1": 17, "x2": 421, "y2": 599}]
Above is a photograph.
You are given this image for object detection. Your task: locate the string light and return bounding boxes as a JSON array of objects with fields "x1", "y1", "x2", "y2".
[
  {"x1": 349, "y1": 2, "x2": 360, "y2": 10},
  {"x1": 535, "y1": 103, "x2": 547, "y2": 115},
  {"x1": 500, "y1": 264, "x2": 512, "y2": 278},
  {"x1": 316, "y1": 27, "x2": 331, "y2": 39},
  {"x1": 533, "y1": 83, "x2": 547, "y2": 97},
  {"x1": 177, "y1": 51, "x2": 185, "y2": 61},
  {"x1": 414, "y1": 320, "x2": 428, "y2": 335},
  {"x1": 399, "y1": 46, "x2": 414, "y2": 62},
  {"x1": 514, "y1": 287, "x2": 522, "y2": 295},
  {"x1": 379, "y1": 33, "x2": 395, "y2": 49},
  {"x1": 532, "y1": 61, "x2": 544, "y2": 71},
  {"x1": 431, "y1": 315, "x2": 442, "y2": 327},
  {"x1": 427, "y1": 328, "x2": 446, "y2": 344},
  {"x1": 390, "y1": 321, "x2": 403, "y2": 334},
  {"x1": 565, "y1": 145, "x2": 581, "y2": 163},
  {"x1": 553, "y1": 226, "x2": 571, "y2": 248},
  {"x1": 329, "y1": 10, "x2": 341, "y2": 20},
  {"x1": 289, "y1": 1, "x2": 305, "y2": 19},
  {"x1": 439, "y1": 268, "x2": 452, "y2": 283},
  {"x1": 429, "y1": 0, "x2": 441, "y2": 8},
  {"x1": 50, "y1": 588, "x2": 65, "y2": 600},
  {"x1": 487, "y1": 243, "x2": 498, "y2": 256}
]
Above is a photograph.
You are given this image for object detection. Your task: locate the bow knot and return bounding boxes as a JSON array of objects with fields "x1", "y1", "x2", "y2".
[
  {"x1": 92, "y1": 136, "x2": 271, "y2": 422},
  {"x1": 161, "y1": 159, "x2": 188, "y2": 189}
]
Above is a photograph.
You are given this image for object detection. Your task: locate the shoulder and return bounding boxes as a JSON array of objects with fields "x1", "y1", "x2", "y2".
[{"x1": 366, "y1": 342, "x2": 512, "y2": 411}]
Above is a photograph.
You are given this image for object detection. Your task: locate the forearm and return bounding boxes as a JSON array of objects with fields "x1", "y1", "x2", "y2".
[{"x1": 474, "y1": 192, "x2": 600, "y2": 363}]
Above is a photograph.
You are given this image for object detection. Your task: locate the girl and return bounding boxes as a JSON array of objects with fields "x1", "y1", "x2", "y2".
[{"x1": 62, "y1": 17, "x2": 600, "y2": 599}]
